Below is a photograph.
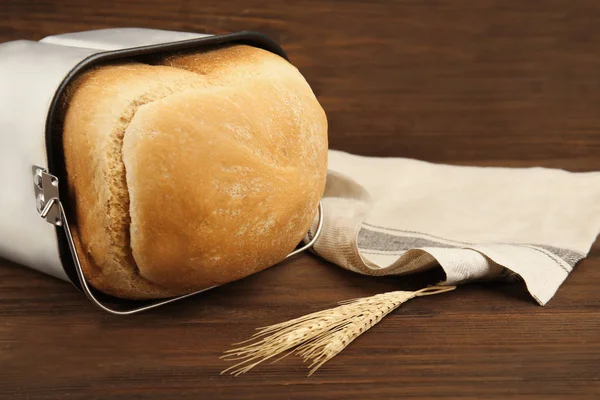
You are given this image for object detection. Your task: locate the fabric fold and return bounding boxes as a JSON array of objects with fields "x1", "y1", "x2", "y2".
[{"x1": 309, "y1": 150, "x2": 600, "y2": 305}]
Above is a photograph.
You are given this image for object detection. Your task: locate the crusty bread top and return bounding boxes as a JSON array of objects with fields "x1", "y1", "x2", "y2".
[{"x1": 63, "y1": 45, "x2": 327, "y2": 299}]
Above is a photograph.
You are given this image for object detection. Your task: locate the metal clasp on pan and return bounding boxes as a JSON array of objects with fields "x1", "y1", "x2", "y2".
[{"x1": 31, "y1": 166, "x2": 324, "y2": 315}]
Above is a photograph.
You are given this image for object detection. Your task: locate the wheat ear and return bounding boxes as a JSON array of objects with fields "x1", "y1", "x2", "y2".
[{"x1": 221, "y1": 285, "x2": 456, "y2": 376}]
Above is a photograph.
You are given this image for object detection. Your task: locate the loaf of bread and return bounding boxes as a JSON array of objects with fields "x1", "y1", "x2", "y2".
[{"x1": 62, "y1": 45, "x2": 328, "y2": 299}]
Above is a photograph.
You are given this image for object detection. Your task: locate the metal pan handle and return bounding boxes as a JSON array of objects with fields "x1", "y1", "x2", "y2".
[{"x1": 33, "y1": 166, "x2": 324, "y2": 315}]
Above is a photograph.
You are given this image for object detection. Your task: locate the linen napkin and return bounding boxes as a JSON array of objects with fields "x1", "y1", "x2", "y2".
[{"x1": 310, "y1": 150, "x2": 600, "y2": 305}]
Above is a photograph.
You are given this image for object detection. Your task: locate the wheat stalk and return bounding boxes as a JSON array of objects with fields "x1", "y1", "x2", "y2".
[{"x1": 221, "y1": 285, "x2": 456, "y2": 376}]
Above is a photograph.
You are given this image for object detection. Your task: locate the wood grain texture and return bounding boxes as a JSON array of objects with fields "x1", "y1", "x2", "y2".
[{"x1": 1, "y1": 0, "x2": 600, "y2": 399}]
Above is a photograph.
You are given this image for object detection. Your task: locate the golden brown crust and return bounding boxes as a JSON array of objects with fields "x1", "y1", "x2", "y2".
[{"x1": 63, "y1": 45, "x2": 327, "y2": 298}]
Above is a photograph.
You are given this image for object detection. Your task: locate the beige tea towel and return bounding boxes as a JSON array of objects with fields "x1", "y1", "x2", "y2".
[{"x1": 314, "y1": 150, "x2": 600, "y2": 305}]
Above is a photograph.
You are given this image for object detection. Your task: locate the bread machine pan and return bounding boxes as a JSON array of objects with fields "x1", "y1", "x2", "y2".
[{"x1": 0, "y1": 28, "x2": 324, "y2": 315}]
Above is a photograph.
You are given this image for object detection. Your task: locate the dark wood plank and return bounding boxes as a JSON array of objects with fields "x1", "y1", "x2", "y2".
[{"x1": 1, "y1": 1, "x2": 600, "y2": 399}]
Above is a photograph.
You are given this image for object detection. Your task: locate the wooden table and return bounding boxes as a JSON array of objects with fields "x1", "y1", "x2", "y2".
[{"x1": 2, "y1": 1, "x2": 600, "y2": 399}]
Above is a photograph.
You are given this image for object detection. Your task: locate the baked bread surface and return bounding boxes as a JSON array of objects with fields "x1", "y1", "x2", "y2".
[{"x1": 63, "y1": 45, "x2": 328, "y2": 298}]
